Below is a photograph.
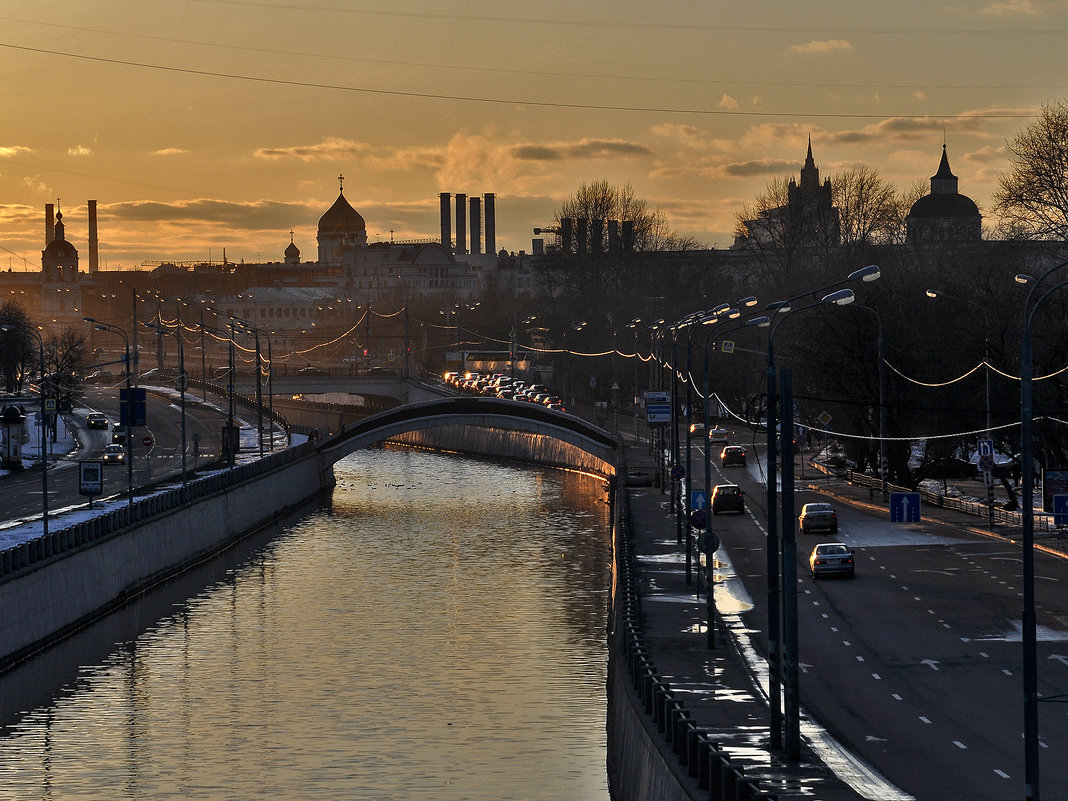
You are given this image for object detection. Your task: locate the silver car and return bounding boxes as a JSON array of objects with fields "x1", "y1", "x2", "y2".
[{"x1": 808, "y1": 542, "x2": 855, "y2": 579}]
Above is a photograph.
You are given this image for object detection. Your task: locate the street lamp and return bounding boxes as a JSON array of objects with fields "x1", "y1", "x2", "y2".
[
  {"x1": 0, "y1": 322, "x2": 48, "y2": 536},
  {"x1": 846, "y1": 303, "x2": 887, "y2": 499},
  {"x1": 84, "y1": 317, "x2": 134, "y2": 506},
  {"x1": 145, "y1": 320, "x2": 188, "y2": 495},
  {"x1": 626, "y1": 317, "x2": 642, "y2": 441},
  {"x1": 1014, "y1": 263, "x2": 1068, "y2": 801},
  {"x1": 764, "y1": 264, "x2": 879, "y2": 758},
  {"x1": 232, "y1": 317, "x2": 265, "y2": 458},
  {"x1": 200, "y1": 321, "x2": 237, "y2": 467}
]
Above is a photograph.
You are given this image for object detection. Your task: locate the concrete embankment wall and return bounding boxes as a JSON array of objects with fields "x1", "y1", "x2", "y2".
[
  {"x1": 387, "y1": 426, "x2": 615, "y2": 477},
  {"x1": 0, "y1": 443, "x2": 331, "y2": 670}
]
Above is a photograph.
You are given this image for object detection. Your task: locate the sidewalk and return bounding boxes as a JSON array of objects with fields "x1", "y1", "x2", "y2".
[{"x1": 620, "y1": 439, "x2": 873, "y2": 800}]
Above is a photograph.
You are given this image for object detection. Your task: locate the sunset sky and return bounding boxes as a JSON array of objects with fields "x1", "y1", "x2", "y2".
[{"x1": 0, "y1": 0, "x2": 1065, "y2": 270}]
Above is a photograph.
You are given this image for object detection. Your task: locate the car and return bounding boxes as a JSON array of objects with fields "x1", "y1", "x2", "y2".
[
  {"x1": 102, "y1": 443, "x2": 126, "y2": 463},
  {"x1": 86, "y1": 369, "x2": 113, "y2": 382},
  {"x1": 809, "y1": 542, "x2": 855, "y2": 579},
  {"x1": 85, "y1": 412, "x2": 108, "y2": 429},
  {"x1": 298, "y1": 365, "x2": 327, "y2": 375},
  {"x1": 708, "y1": 427, "x2": 729, "y2": 445},
  {"x1": 799, "y1": 502, "x2": 838, "y2": 535},
  {"x1": 711, "y1": 484, "x2": 744, "y2": 514},
  {"x1": 112, "y1": 426, "x2": 128, "y2": 445},
  {"x1": 721, "y1": 445, "x2": 746, "y2": 467},
  {"x1": 689, "y1": 422, "x2": 706, "y2": 438}
]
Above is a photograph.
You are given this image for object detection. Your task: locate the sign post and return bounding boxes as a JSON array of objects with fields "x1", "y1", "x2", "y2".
[{"x1": 79, "y1": 460, "x2": 103, "y2": 509}]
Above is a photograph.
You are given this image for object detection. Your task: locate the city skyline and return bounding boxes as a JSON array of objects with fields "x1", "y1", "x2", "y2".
[{"x1": 1, "y1": 0, "x2": 1066, "y2": 270}]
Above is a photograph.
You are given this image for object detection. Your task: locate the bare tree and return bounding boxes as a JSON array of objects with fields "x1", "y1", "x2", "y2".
[
  {"x1": 0, "y1": 302, "x2": 34, "y2": 393},
  {"x1": 992, "y1": 100, "x2": 1068, "y2": 240},
  {"x1": 832, "y1": 166, "x2": 907, "y2": 247}
]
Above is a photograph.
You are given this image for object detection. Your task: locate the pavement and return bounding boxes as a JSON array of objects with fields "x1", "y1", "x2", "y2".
[{"x1": 615, "y1": 428, "x2": 1068, "y2": 801}]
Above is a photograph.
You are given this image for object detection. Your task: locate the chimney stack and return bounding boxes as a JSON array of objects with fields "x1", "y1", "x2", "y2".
[
  {"x1": 469, "y1": 196, "x2": 481, "y2": 255},
  {"x1": 88, "y1": 200, "x2": 99, "y2": 273},
  {"x1": 439, "y1": 192, "x2": 452, "y2": 251},
  {"x1": 455, "y1": 193, "x2": 467, "y2": 255},
  {"x1": 484, "y1": 193, "x2": 496, "y2": 254}
]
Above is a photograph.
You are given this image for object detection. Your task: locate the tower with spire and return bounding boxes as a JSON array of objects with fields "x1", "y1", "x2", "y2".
[{"x1": 906, "y1": 145, "x2": 981, "y2": 244}]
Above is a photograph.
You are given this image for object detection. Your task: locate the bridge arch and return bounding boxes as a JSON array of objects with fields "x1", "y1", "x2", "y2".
[{"x1": 318, "y1": 397, "x2": 620, "y2": 478}]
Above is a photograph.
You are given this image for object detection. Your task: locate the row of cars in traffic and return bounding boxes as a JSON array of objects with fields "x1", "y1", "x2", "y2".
[
  {"x1": 444, "y1": 371, "x2": 567, "y2": 412},
  {"x1": 698, "y1": 430, "x2": 853, "y2": 580},
  {"x1": 85, "y1": 411, "x2": 128, "y2": 464}
]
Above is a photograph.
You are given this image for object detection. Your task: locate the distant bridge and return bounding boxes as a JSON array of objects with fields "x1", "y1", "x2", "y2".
[{"x1": 316, "y1": 396, "x2": 620, "y2": 479}]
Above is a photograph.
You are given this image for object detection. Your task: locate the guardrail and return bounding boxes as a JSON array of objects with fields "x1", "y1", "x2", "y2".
[
  {"x1": 0, "y1": 440, "x2": 317, "y2": 581},
  {"x1": 615, "y1": 490, "x2": 777, "y2": 800},
  {"x1": 808, "y1": 459, "x2": 1060, "y2": 533}
]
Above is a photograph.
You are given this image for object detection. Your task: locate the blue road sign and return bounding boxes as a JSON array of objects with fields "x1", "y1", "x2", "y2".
[
  {"x1": 1054, "y1": 494, "x2": 1068, "y2": 527},
  {"x1": 646, "y1": 403, "x2": 671, "y2": 424},
  {"x1": 889, "y1": 492, "x2": 921, "y2": 523},
  {"x1": 691, "y1": 489, "x2": 707, "y2": 510},
  {"x1": 690, "y1": 509, "x2": 707, "y2": 530},
  {"x1": 671, "y1": 464, "x2": 686, "y2": 480},
  {"x1": 978, "y1": 438, "x2": 994, "y2": 456}
]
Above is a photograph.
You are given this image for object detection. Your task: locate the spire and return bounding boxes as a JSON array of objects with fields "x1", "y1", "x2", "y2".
[
  {"x1": 804, "y1": 134, "x2": 815, "y2": 169},
  {"x1": 931, "y1": 144, "x2": 959, "y2": 195}
]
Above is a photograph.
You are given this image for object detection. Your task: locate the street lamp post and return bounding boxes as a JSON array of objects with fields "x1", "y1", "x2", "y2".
[
  {"x1": 85, "y1": 317, "x2": 134, "y2": 505},
  {"x1": 1014, "y1": 262, "x2": 1068, "y2": 801},
  {"x1": 1, "y1": 322, "x2": 48, "y2": 535},
  {"x1": 764, "y1": 264, "x2": 880, "y2": 758},
  {"x1": 146, "y1": 319, "x2": 188, "y2": 494},
  {"x1": 847, "y1": 303, "x2": 887, "y2": 498}
]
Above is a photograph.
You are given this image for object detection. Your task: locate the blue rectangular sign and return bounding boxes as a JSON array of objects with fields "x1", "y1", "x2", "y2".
[{"x1": 889, "y1": 492, "x2": 921, "y2": 523}]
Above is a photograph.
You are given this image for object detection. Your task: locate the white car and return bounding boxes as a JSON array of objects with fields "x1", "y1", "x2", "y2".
[{"x1": 102, "y1": 443, "x2": 126, "y2": 463}]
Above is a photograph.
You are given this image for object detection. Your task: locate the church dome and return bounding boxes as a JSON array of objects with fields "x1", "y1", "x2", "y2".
[
  {"x1": 285, "y1": 240, "x2": 300, "y2": 257},
  {"x1": 908, "y1": 192, "x2": 980, "y2": 220},
  {"x1": 318, "y1": 191, "x2": 366, "y2": 234}
]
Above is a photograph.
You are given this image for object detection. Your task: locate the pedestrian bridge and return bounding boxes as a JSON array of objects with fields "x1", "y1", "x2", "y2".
[{"x1": 316, "y1": 396, "x2": 620, "y2": 479}]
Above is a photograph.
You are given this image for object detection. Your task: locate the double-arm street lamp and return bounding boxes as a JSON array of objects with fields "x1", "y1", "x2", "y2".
[
  {"x1": 83, "y1": 317, "x2": 134, "y2": 506},
  {"x1": 1, "y1": 322, "x2": 48, "y2": 536},
  {"x1": 764, "y1": 264, "x2": 880, "y2": 759},
  {"x1": 1014, "y1": 262, "x2": 1068, "y2": 801}
]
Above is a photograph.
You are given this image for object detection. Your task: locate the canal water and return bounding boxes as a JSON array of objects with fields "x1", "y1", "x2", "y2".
[{"x1": 0, "y1": 448, "x2": 613, "y2": 800}]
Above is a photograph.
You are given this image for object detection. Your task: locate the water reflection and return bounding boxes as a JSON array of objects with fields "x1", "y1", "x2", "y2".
[{"x1": 0, "y1": 448, "x2": 611, "y2": 801}]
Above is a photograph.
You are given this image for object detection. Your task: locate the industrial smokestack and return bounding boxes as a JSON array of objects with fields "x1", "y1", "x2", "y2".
[
  {"x1": 88, "y1": 200, "x2": 98, "y2": 273},
  {"x1": 484, "y1": 193, "x2": 496, "y2": 254},
  {"x1": 45, "y1": 203, "x2": 54, "y2": 245},
  {"x1": 469, "y1": 196, "x2": 481, "y2": 255},
  {"x1": 439, "y1": 192, "x2": 451, "y2": 250},
  {"x1": 455, "y1": 193, "x2": 467, "y2": 255}
]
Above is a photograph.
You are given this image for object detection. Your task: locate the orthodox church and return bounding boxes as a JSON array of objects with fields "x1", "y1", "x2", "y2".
[{"x1": 905, "y1": 145, "x2": 982, "y2": 243}]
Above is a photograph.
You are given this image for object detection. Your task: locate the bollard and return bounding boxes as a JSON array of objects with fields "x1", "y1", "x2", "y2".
[
  {"x1": 697, "y1": 736, "x2": 712, "y2": 789},
  {"x1": 670, "y1": 706, "x2": 690, "y2": 752}
]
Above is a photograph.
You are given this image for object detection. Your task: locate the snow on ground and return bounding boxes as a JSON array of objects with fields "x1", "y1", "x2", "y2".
[{"x1": 1, "y1": 390, "x2": 297, "y2": 551}]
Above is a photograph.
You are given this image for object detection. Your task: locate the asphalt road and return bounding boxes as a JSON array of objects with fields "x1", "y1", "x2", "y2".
[
  {"x1": 2, "y1": 387, "x2": 230, "y2": 522},
  {"x1": 688, "y1": 431, "x2": 1068, "y2": 800}
]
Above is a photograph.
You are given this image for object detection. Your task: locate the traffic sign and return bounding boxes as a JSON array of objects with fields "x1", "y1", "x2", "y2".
[
  {"x1": 978, "y1": 454, "x2": 995, "y2": 473},
  {"x1": 690, "y1": 509, "x2": 707, "y2": 529},
  {"x1": 977, "y1": 438, "x2": 994, "y2": 456},
  {"x1": 691, "y1": 489, "x2": 708, "y2": 510},
  {"x1": 142, "y1": 435, "x2": 154, "y2": 447},
  {"x1": 889, "y1": 492, "x2": 921, "y2": 523},
  {"x1": 670, "y1": 464, "x2": 686, "y2": 480},
  {"x1": 646, "y1": 403, "x2": 671, "y2": 424},
  {"x1": 44, "y1": 398, "x2": 56, "y2": 411},
  {"x1": 698, "y1": 530, "x2": 720, "y2": 553}
]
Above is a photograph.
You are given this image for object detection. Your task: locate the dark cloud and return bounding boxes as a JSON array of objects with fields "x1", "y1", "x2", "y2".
[
  {"x1": 106, "y1": 199, "x2": 317, "y2": 230},
  {"x1": 721, "y1": 158, "x2": 796, "y2": 177},
  {"x1": 511, "y1": 139, "x2": 652, "y2": 161}
]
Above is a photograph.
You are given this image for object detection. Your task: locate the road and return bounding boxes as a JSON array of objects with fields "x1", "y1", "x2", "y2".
[
  {"x1": 2, "y1": 387, "x2": 229, "y2": 523},
  {"x1": 690, "y1": 426, "x2": 1067, "y2": 800}
]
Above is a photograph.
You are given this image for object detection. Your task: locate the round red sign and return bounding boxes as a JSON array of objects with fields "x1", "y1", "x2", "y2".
[{"x1": 142, "y1": 435, "x2": 154, "y2": 447}]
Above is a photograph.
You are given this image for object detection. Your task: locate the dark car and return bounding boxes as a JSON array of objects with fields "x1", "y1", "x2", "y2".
[
  {"x1": 809, "y1": 542, "x2": 855, "y2": 579},
  {"x1": 85, "y1": 412, "x2": 108, "y2": 429},
  {"x1": 102, "y1": 443, "x2": 126, "y2": 464},
  {"x1": 711, "y1": 484, "x2": 744, "y2": 514},
  {"x1": 721, "y1": 445, "x2": 746, "y2": 467},
  {"x1": 799, "y1": 502, "x2": 838, "y2": 535}
]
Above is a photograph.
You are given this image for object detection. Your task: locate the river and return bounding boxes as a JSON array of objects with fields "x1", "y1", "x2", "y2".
[{"x1": 0, "y1": 448, "x2": 613, "y2": 800}]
